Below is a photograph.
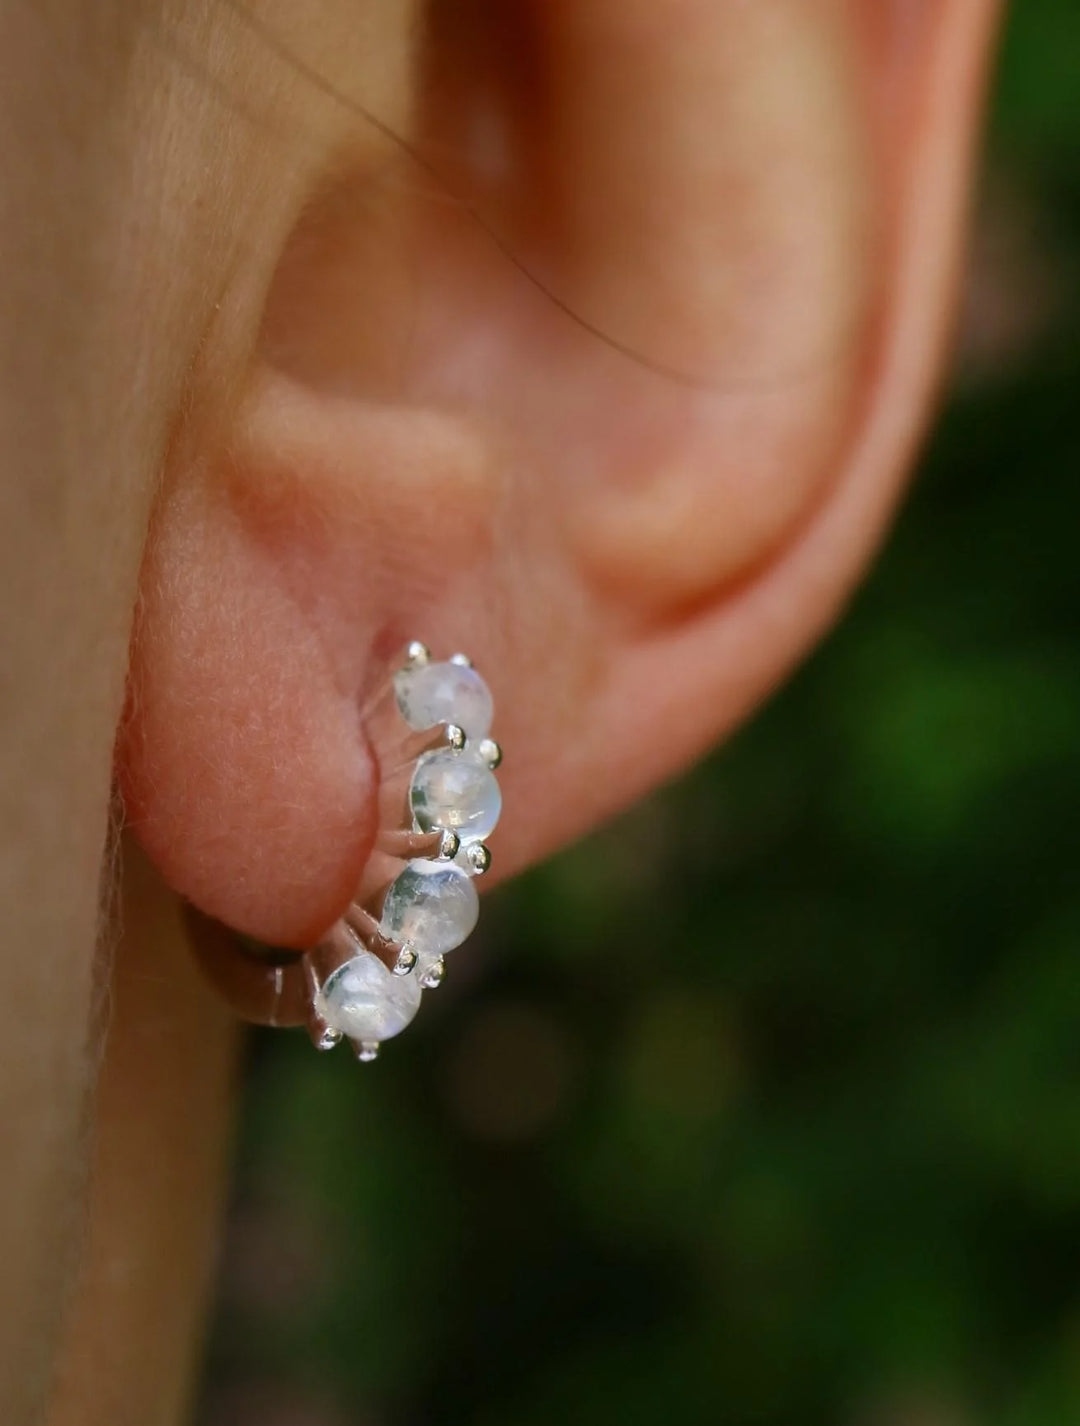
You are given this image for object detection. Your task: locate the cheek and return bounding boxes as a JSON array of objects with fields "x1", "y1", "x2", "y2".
[{"x1": 116, "y1": 480, "x2": 378, "y2": 949}]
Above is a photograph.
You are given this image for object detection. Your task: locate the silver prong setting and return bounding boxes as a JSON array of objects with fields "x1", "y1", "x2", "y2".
[
  {"x1": 305, "y1": 642, "x2": 500, "y2": 1068},
  {"x1": 341, "y1": 905, "x2": 383, "y2": 955},
  {"x1": 396, "y1": 721, "x2": 468, "y2": 767},
  {"x1": 464, "y1": 842, "x2": 491, "y2": 876},
  {"x1": 420, "y1": 957, "x2": 446, "y2": 990},
  {"x1": 477, "y1": 737, "x2": 502, "y2": 770},
  {"x1": 377, "y1": 827, "x2": 450, "y2": 861},
  {"x1": 392, "y1": 943, "x2": 419, "y2": 977}
]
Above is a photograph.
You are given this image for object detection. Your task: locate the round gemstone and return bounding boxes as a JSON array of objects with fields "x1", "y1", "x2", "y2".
[
  {"x1": 410, "y1": 749, "x2": 501, "y2": 843},
  {"x1": 315, "y1": 950, "x2": 423, "y2": 1042},
  {"x1": 380, "y1": 860, "x2": 479, "y2": 958},
  {"x1": 394, "y1": 661, "x2": 494, "y2": 741}
]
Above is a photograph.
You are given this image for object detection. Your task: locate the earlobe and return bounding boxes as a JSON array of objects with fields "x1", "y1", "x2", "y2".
[
  {"x1": 117, "y1": 370, "x2": 501, "y2": 948},
  {"x1": 118, "y1": 462, "x2": 380, "y2": 949}
]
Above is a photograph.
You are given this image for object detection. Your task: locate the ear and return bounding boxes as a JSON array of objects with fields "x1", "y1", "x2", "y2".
[{"x1": 117, "y1": 0, "x2": 1001, "y2": 947}]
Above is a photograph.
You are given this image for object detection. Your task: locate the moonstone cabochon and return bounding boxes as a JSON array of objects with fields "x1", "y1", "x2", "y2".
[
  {"x1": 315, "y1": 950, "x2": 423, "y2": 1041},
  {"x1": 394, "y1": 661, "x2": 494, "y2": 741},
  {"x1": 380, "y1": 860, "x2": 480, "y2": 957},
  {"x1": 410, "y1": 750, "x2": 502, "y2": 843}
]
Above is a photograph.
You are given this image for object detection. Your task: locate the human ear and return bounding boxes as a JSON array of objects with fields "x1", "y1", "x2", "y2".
[{"x1": 117, "y1": 0, "x2": 1001, "y2": 948}]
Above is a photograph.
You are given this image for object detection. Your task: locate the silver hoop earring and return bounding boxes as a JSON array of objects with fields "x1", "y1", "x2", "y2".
[{"x1": 186, "y1": 641, "x2": 502, "y2": 1064}]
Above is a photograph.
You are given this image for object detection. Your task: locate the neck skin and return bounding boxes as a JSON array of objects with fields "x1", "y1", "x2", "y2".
[{"x1": 0, "y1": 6, "x2": 394, "y2": 1420}]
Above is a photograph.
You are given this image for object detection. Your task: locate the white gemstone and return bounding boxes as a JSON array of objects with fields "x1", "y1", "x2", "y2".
[
  {"x1": 381, "y1": 860, "x2": 479, "y2": 957},
  {"x1": 315, "y1": 950, "x2": 422, "y2": 1042},
  {"x1": 410, "y1": 749, "x2": 501, "y2": 843},
  {"x1": 394, "y1": 661, "x2": 494, "y2": 741}
]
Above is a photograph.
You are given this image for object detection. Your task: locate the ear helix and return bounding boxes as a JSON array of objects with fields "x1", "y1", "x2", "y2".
[{"x1": 186, "y1": 641, "x2": 503, "y2": 1063}]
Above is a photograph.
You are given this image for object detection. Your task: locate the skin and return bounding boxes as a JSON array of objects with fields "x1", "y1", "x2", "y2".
[{"x1": 0, "y1": 1, "x2": 1001, "y2": 1422}]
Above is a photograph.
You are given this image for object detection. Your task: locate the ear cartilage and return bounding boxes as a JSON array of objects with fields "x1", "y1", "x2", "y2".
[{"x1": 187, "y1": 645, "x2": 502, "y2": 1060}]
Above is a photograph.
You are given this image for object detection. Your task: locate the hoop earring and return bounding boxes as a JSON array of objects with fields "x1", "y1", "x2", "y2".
[{"x1": 186, "y1": 640, "x2": 502, "y2": 1063}]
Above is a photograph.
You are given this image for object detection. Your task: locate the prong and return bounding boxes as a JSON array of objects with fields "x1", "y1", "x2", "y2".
[
  {"x1": 342, "y1": 901, "x2": 421, "y2": 979},
  {"x1": 341, "y1": 906, "x2": 402, "y2": 973},
  {"x1": 463, "y1": 841, "x2": 491, "y2": 876},
  {"x1": 377, "y1": 827, "x2": 456, "y2": 861},
  {"x1": 420, "y1": 957, "x2": 446, "y2": 990},
  {"x1": 341, "y1": 903, "x2": 383, "y2": 950},
  {"x1": 392, "y1": 943, "x2": 418, "y2": 976},
  {"x1": 477, "y1": 737, "x2": 502, "y2": 770},
  {"x1": 449, "y1": 652, "x2": 473, "y2": 668},
  {"x1": 405, "y1": 640, "x2": 431, "y2": 668},
  {"x1": 394, "y1": 721, "x2": 466, "y2": 768},
  {"x1": 303, "y1": 958, "x2": 343, "y2": 1050},
  {"x1": 354, "y1": 1040, "x2": 381, "y2": 1063}
]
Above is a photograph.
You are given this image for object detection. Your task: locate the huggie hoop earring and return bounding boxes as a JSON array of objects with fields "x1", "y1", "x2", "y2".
[{"x1": 186, "y1": 641, "x2": 502, "y2": 1064}]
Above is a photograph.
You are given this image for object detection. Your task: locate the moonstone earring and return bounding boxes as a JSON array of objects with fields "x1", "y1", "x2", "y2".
[{"x1": 185, "y1": 641, "x2": 502, "y2": 1064}]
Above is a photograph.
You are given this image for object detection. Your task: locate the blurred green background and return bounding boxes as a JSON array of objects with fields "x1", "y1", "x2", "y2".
[{"x1": 198, "y1": 7, "x2": 1080, "y2": 1424}]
